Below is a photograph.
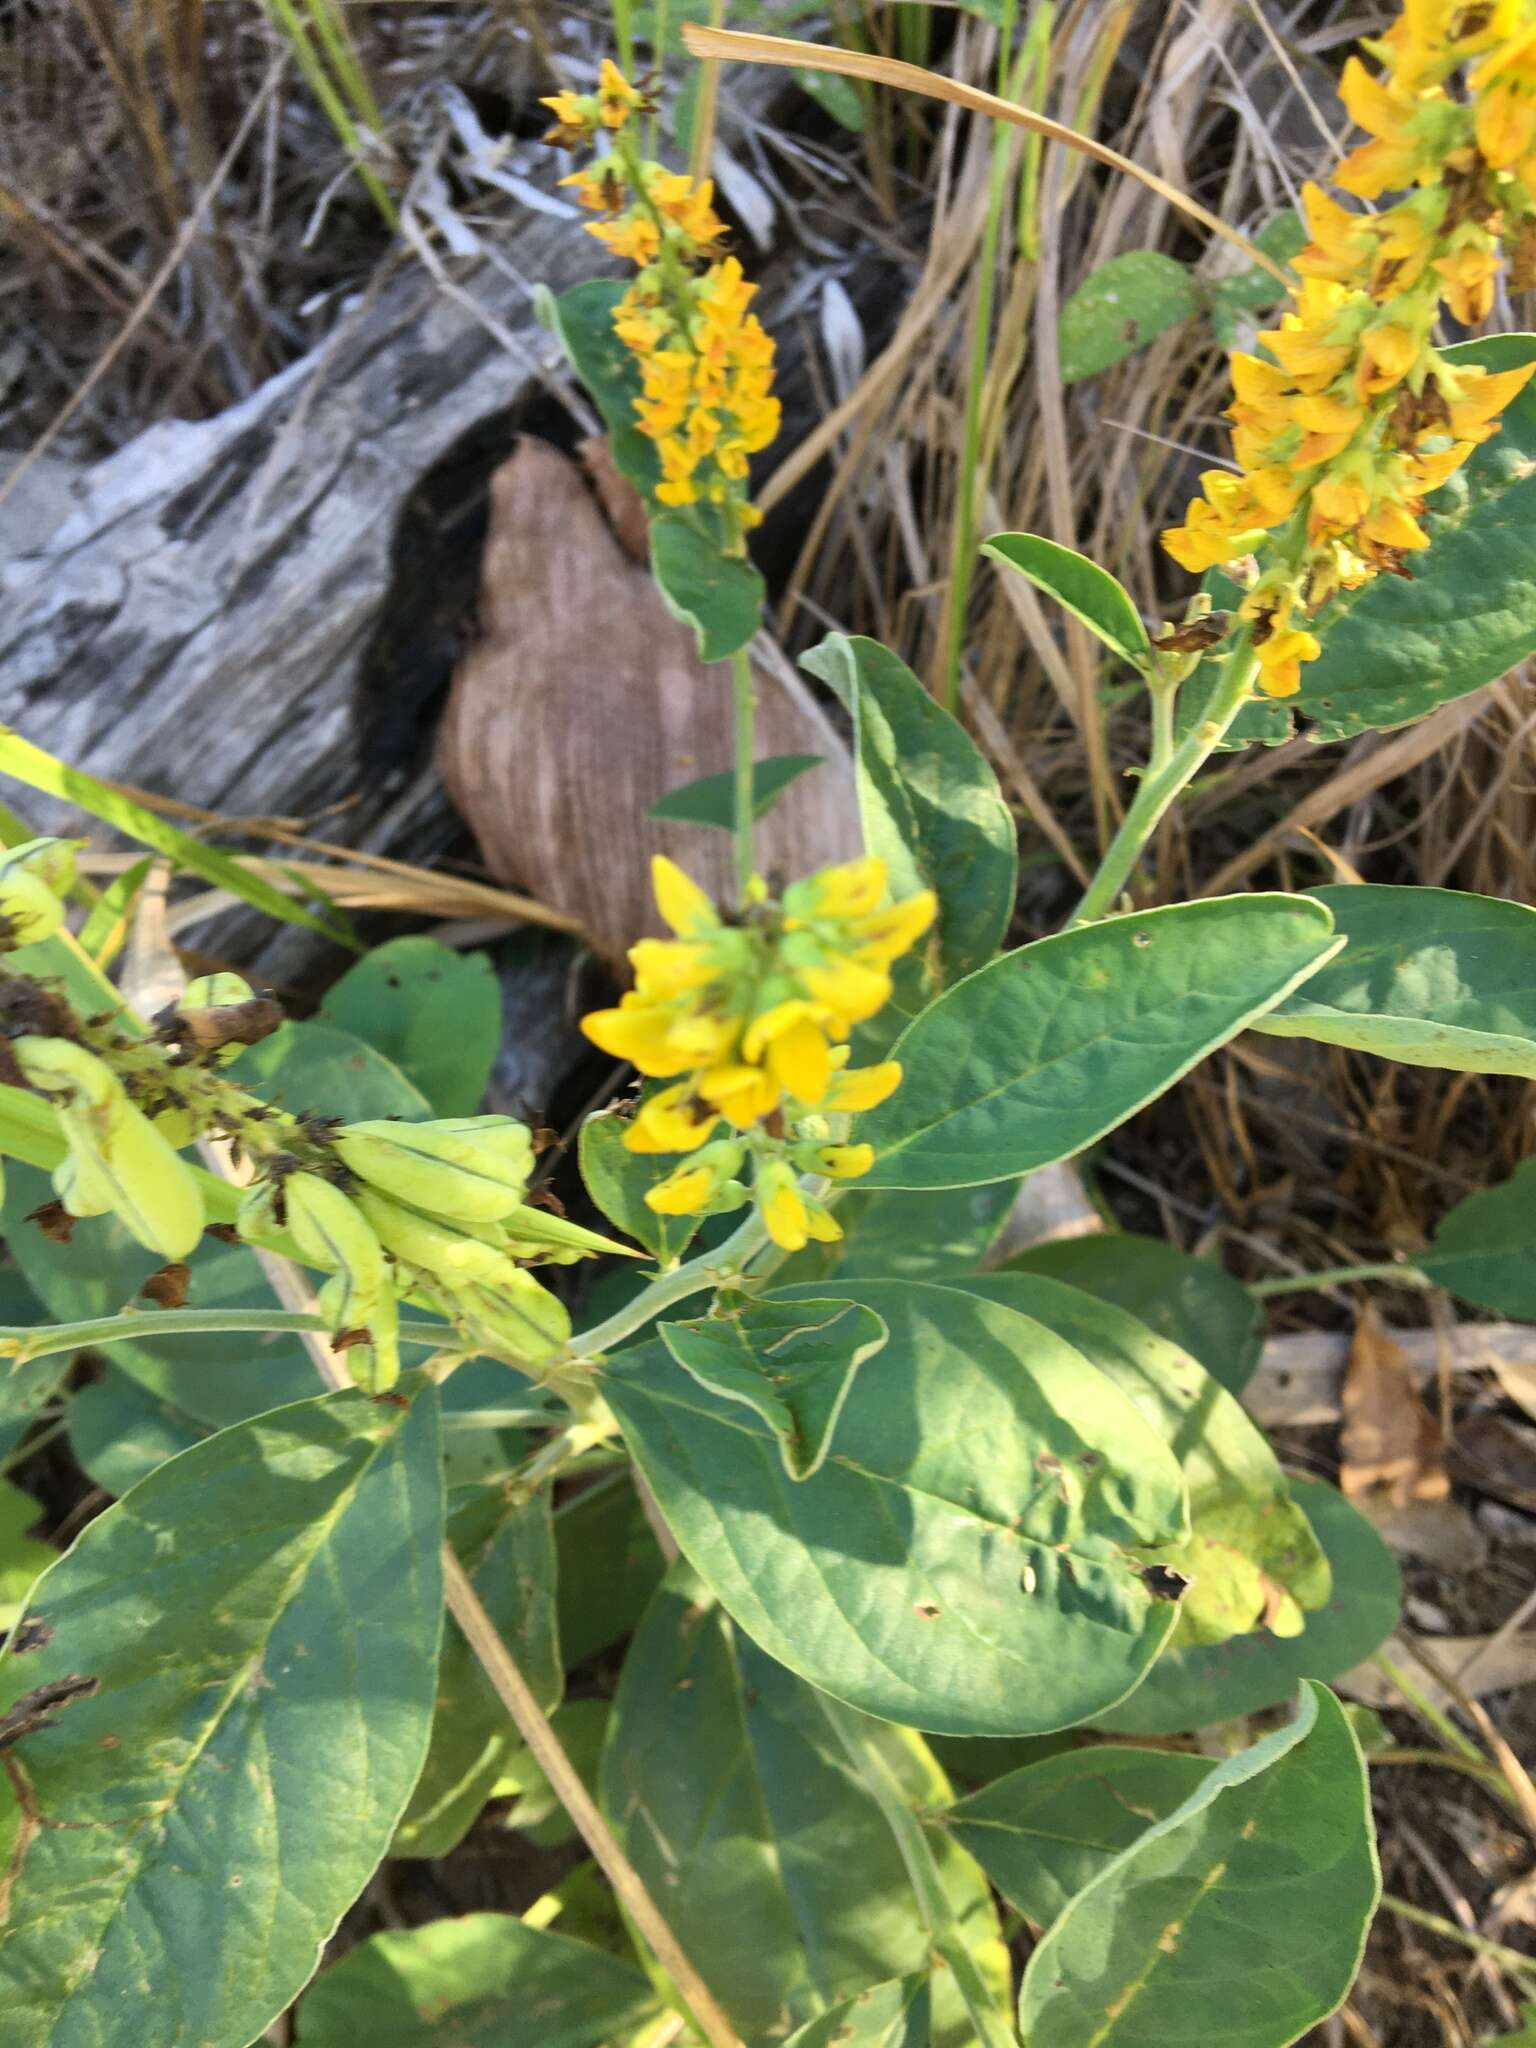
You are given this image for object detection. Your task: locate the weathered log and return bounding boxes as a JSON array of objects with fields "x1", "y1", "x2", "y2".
[{"x1": 0, "y1": 83, "x2": 899, "y2": 983}]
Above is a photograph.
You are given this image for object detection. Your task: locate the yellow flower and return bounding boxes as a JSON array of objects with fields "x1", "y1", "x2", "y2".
[{"x1": 1160, "y1": 0, "x2": 1536, "y2": 706}]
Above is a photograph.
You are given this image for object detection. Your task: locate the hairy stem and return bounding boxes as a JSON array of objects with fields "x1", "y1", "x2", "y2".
[
  {"x1": 441, "y1": 1549, "x2": 745, "y2": 2045},
  {"x1": 1068, "y1": 634, "x2": 1259, "y2": 927},
  {"x1": 0, "y1": 1307, "x2": 449, "y2": 1366},
  {"x1": 570, "y1": 1207, "x2": 769, "y2": 1358},
  {"x1": 1248, "y1": 1262, "x2": 1431, "y2": 1299}
]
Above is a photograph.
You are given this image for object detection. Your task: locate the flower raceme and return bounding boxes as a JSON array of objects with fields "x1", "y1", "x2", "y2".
[
  {"x1": 581, "y1": 856, "x2": 935, "y2": 1250},
  {"x1": 1162, "y1": 0, "x2": 1536, "y2": 698},
  {"x1": 540, "y1": 62, "x2": 779, "y2": 555}
]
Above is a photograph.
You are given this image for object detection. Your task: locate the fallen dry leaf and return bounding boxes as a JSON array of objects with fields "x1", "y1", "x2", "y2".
[
  {"x1": 437, "y1": 437, "x2": 860, "y2": 971},
  {"x1": 1341, "y1": 1304, "x2": 1451, "y2": 1508}
]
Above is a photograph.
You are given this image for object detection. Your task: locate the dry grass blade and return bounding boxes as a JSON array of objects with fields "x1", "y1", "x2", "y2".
[{"x1": 681, "y1": 24, "x2": 1289, "y2": 280}]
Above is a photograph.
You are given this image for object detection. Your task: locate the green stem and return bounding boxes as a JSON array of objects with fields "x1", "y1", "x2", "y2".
[
  {"x1": 1249, "y1": 1261, "x2": 1431, "y2": 1298},
  {"x1": 570, "y1": 1208, "x2": 770, "y2": 1359},
  {"x1": 941, "y1": 0, "x2": 1020, "y2": 715},
  {"x1": 731, "y1": 643, "x2": 757, "y2": 903},
  {"x1": 1380, "y1": 1896, "x2": 1536, "y2": 1982},
  {"x1": 1147, "y1": 676, "x2": 1178, "y2": 776},
  {"x1": 816, "y1": 1694, "x2": 1018, "y2": 2048},
  {"x1": 1068, "y1": 634, "x2": 1258, "y2": 926},
  {"x1": 0, "y1": 1309, "x2": 449, "y2": 1367}
]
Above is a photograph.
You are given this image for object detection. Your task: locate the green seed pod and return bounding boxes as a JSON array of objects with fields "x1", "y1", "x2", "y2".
[
  {"x1": 12, "y1": 1034, "x2": 125, "y2": 1134},
  {"x1": 53, "y1": 1145, "x2": 119, "y2": 1219},
  {"x1": 0, "y1": 868, "x2": 66, "y2": 950},
  {"x1": 55, "y1": 1101, "x2": 204, "y2": 1259},
  {"x1": 331, "y1": 1117, "x2": 535, "y2": 1223},
  {"x1": 0, "y1": 837, "x2": 81, "y2": 896},
  {"x1": 454, "y1": 1268, "x2": 571, "y2": 1367},
  {"x1": 354, "y1": 1188, "x2": 521, "y2": 1289},
  {"x1": 495, "y1": 1203, "x2": 642, "y2": 1265},
  {"x1": 284, "y1": 1173, "x2": 388, "y2": 1323},
  {"x1": 339, "y1": 1287, "x2": 401, "y2": 1395}
]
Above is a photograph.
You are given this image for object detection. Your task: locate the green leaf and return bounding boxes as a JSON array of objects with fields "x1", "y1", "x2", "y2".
[
  {"x1": 295, "y1": 1914, "x2": 656, "y2": 2047},
  {"x1": 1254, "y1": 885, "x2": 1536, "y2": 1077},
  {"x1": 548, "y1": 278, "x2": 659, "y2": 495},
  {"x1": 855, "y1": 895, "x2": 1341, "y2": 1189},
  {"x1": 1208, "y1": 210, "x2": 1306, "y2": 345},
  {"x1": 318, "y1": 937, "x2": 502, "y2": 1115},
  {"x1": 578, "y1": 1102, "x2": 699, "y2": 1265},
  {"x1": 648, "y1": 752, "x2": 824, "y2": 828},
  {"x1": 949, "y1": 1744, "x2": 1213, "y2": 1928},
  {"x1": 0, "y1": 1479, "x2": 53, "y2": 1629},
  {"x1": 604, "y1": 1279, "x2": 1188, "y2": 1736},
  {"x1": 229, "y1": 1017, "x2": 434, "y2": 1121},
  {"x1": 68, "y1": 1362, "x2": 206, "y2": 1494},
  {"x1": 658, "y1": 1297, "x2": 887, "y2": 1480},
  {"x1": 793, "y1": 66, "x2": 867, "y2": 131},
  {"x1": 554, "y1": 1473, "x2": 667, "y2": 1669},
  {"x1": 800, "y1": 633, "x2": 1018, "y2": 988},
  {"x1": 650, "y1": 515, "x2": 765, "y2": 664},
  {"x1": 999, "y1": 1232, "x2": 1263, "y2": 1397},
  {"x1": 1226, "y1": 335, "x2": 1536, "y2": 744},
  {"x1": 1486, "y1": 2003, "x2": 1536, "y2": 2047},
  {"x1": 0, "y1": 1383, "x2": 445, "y2": 2048},
  {"x1": 982, "y1": 533, "x2": 1152, "y2": 670},
  {"x1": 496, "y1": 1697, "x2": 609, "y2": 1846},
  {"x1": 0, "y1": 727, "x2": 353, "y2": 946},
  {"x1": 598, "y1": 1566, "x2": 1004, "y2": 2042},
  {"x1": 957, "y1": 1273, "x2": 1329, "y2": 1649},
  {"x1": 1421, "y1": 1159, "x2": 1536, "y2": 1316},
  {"x1": 394, "y1": 1485, "x2": 560, "y2": 1858},
  {"x1": 1096, "y1": 1478, "x2": 1401, "y2": 1735},
  {"x1": 1057, "y1": 250, "x2": 1201, "y2": 383},
  {"x1": 772, "y1": 1177, "x2": 1021, "y2": 1286},
  {"x1": 1018, "y1": 1682, "x2": 1380, "y2": 2048}
]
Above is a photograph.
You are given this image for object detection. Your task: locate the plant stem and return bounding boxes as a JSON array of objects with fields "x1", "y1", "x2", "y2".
[
  {"x1": 441, "y1": 1548, "x2": 745, "y2": 2046},
  {"x1": 1067, "y1": 634, "x2": 1259, "y2": 926},
  {"x1": 0, "y1": 1308, "x2": 451, "y2": 1366},
  {"x1": 731, "y1": 643, "x2": 757, "y2": 903},
  {"x1": 940, "y1": 0, "x2": 1020, "y2": 714},
  {"x1": 1249, "y1": 1262, "x2": 1431, "y2": 1299},
  {"x1": 1380, "y1": 1895, "x2": 1536, "y2": 1983},
  {"x1": 239, "y1": 1217, "x2": 744, "y2": 2047},
  {"x1": 571, "y1": 1208, "x2": 770, "y2": 1359},
  {"x1": 816, "y1": 1694, "x2": 1018, "y2": 2048}
]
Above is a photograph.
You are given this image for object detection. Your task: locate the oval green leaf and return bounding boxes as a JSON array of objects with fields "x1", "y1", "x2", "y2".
[
  {"x1": 1421, "y1": 1158, "x2": 1536, "y2": 1316},
  {"x1": 598, "y1": 1566, "x2": 1003, "y2": 2042},
  {"x1": 658, "y1": 1296, "x2": 888, "y2": 1479},
  {"x1": 784, "y1": 1977, "x2": 932, "y2": 2048},
  {"x1": 603, "y1": 1279, "x2": 1188, "y2": 1735},
  {"x1": 1254, "y1": 884, "x2": 1536, "y2": 1075},
  {"x1": 0, "y1": 1384, "x2": 445, "y2": 2048},
  {"x1": 982, "y1": 533, "x2": 1152, "y2": 670},
  {"x1": 1057, "y1": 250, "x2": 1201, "y2": 384},
  {"x1": 956, "y1": 1273, "x2": 1329, "y2": 1649},
  {"x1": 578, "y1": 1102, "x2": 700, "y2": 1266},
  {"x1": 948, "y1": 1744, "x2": 1213, "y2": 1929},
  {"x1": 999, "y1": 1232, "x2": 1262, "y2": 1397},
  {"x1": 1018, "y1": 1682, "x2": 1380, "y2": 2048},
  {"x1": 318, "y1": 936, "x2": 502, "y2": 1115},
  {"x1": 1095, "y1": 1478, "x2": 1401, "y2": 1735},
  {"x1": 800, "y1": 633, "x2": 1018, "y2": 989},
  {"x1": 296, "y1": 1914, "x2": 656, "y2": 2047},
  {"x1": 856, "y1": 895, "x2": 1341, "y2": 1189},
  {"x1": 648, "y1": 752, "x2": 823, "y2": 828},
  {"x1": 650, "y1": 514, "x2": 765, "y2": 664}
]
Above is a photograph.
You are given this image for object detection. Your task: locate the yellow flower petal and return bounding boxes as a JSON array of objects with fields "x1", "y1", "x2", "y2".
[
  {"x1": 651, "y1": 856, "x2": 715, "y2": 937},
  {"x1": 824, "y1": 1061, "x2": 902, "y2": 1113},
  {"x1": 767, "y1": 1015, "x2": 832, "y2": 1106}
]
